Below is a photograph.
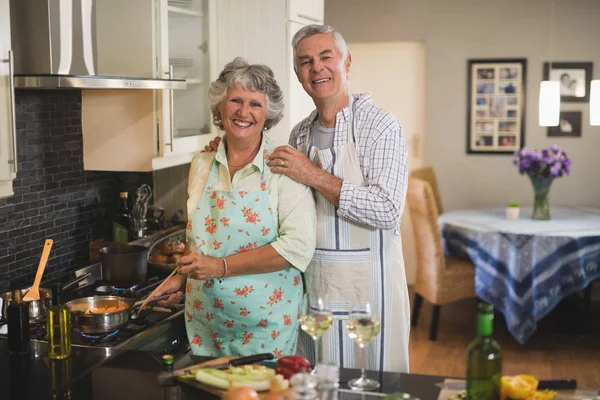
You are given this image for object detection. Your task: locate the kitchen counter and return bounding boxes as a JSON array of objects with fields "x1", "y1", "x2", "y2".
[
  {"x1": 0, "y1": 313, "x2": 447, "y2": 400},
  {"x1": 0, "y1": 343, "x2": 447, "y2": 400}
]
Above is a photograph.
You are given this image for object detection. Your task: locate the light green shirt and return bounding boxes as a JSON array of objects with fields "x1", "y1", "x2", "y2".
[{"x1": 187, "y1": 138, "x2": 316, "y2": 272}]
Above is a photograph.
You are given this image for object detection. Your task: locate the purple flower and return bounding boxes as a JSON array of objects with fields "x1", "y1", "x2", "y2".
[
  {"x1": 512, "y1": 145, "x2": 571, "y2": 180},
  {"x1": 550, "y1": 162, "x2": 562, "y2": 177}
]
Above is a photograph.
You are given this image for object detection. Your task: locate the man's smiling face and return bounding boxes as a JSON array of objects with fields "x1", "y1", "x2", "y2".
[{"x1": 295, "y1": 33, "x2": 351, "y2": 103}]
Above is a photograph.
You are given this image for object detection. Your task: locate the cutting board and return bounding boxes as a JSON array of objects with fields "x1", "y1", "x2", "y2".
[{"x1": 174, "y1": 356, "x2": 276, "y2": 399}]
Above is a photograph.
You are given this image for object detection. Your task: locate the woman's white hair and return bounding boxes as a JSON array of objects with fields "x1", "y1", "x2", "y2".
[
  {"x1": 291, "y1": 24, "x2": 349, "y2": 71},
  {"x1": 208, "y1": 57, "x2": 284, "y2": 131}
]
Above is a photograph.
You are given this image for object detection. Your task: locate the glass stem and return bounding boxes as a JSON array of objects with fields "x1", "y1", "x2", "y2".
[
  {"x1": 314, "y1": 337, "x2": 319, "y2": 367},
  {"x1": 360, "y1": 344, "x2": 366, "y2": 379}
]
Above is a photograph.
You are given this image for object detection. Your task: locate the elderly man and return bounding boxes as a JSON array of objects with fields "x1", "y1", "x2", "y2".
[{"x1": 267, "y1": 24, "x2": 410, "y2": 374}]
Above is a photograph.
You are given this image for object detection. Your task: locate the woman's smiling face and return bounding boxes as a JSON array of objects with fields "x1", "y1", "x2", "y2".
[{"x1": 218, "y1": 86, "x2": 267, "y2": 142}]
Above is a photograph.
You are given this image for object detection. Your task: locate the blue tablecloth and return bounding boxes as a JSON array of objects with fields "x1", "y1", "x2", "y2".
[{"x1": 439, "y1": 207, "x2": 600, "y2": 343}]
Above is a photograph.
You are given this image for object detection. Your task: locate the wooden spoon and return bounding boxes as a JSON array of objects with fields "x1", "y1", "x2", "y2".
[
  {"x1": 138, "y1": 242, "x2": 202, "y2": 312},
  {"x1": 23, "y1": 239, "x2": 54, "y2": 302}
]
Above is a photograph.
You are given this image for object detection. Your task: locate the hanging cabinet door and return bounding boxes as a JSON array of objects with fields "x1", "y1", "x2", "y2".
[
  {"x1": 157, "y1": 0, "x2": 217, "y2": 159},
  {"x1": 0, "y1": 0, "x2": 15, "y2": 197}
]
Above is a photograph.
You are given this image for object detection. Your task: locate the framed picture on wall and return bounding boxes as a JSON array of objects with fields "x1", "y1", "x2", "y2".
[
  {"x1": 547, "y1": 111, "x2": 582, "y2": 137},
  {"x1": 467, "y1": 58, "x2": 527, "y2": 155},
  {"x1": 543, "y1": 62, "x2": 593, "y2": 102}
]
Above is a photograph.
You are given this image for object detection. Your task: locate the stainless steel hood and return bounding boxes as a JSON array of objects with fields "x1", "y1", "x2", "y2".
[
  {"x1": 14, "y1": 75, "x2": 186, "y2": 90},
  {"x1": 10, "y1": 0, "x2": 185, "y2": 90}
]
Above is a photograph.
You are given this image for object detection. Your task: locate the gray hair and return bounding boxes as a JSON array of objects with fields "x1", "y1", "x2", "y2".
[
  {"x1": 291, "y1": 24, "x2": 349, "y2": 72},
  {"x1": 208, "y1": 57, "x2": 284, "y2": 131}
]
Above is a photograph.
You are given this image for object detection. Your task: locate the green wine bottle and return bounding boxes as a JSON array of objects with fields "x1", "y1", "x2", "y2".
[{"x1": 466, "y1": 302, "x2": 502, "y2": 400}]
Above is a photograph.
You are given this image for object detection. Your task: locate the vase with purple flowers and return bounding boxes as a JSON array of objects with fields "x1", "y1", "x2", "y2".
[{"x1": 513, "y1": 145, "x2": 571, "y2": 220}]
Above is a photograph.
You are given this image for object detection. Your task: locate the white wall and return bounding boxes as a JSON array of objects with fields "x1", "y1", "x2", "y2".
[{"x1": 325, "y1": 0, "x2": 600, "y2": 210}]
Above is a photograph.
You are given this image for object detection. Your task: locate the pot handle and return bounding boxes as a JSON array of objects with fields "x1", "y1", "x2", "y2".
[{"x1": 63, "y1": 272, "x2": 92, "y2": 291}]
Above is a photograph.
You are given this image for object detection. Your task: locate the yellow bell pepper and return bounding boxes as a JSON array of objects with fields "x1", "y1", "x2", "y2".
[{"x1": 501, "y1": 375, "x2": 539, "y2": 400}]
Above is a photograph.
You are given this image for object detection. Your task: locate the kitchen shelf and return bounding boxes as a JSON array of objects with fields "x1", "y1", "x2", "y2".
[
  {"x1": 185, "y1": 79, "x2": 204, "y2": 84},
  {"x1": 168, "y1": 6, "x2": 204, "y2": 17}
]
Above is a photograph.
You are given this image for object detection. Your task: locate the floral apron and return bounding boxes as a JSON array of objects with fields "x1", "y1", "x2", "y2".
[{"x1": 185, "y1": 139, "x2": 303, "y2": 358}]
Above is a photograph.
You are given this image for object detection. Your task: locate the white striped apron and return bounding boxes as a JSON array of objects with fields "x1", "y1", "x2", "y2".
[{"x1": 297, "y1": 97, "x2": 410, "y2": 373}]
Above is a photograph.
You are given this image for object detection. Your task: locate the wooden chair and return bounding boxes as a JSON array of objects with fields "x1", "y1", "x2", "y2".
[
  {"x1": 409, "y1": 166, "x2": 444, "y2": 214},
  {"x1": 407, "y1": 178, "x2": 476, "y2": 340}
]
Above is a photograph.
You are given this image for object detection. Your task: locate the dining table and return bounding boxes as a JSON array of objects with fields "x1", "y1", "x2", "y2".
[{"x1": 439, "y1": 206, "x2": 600, "y2": 343}]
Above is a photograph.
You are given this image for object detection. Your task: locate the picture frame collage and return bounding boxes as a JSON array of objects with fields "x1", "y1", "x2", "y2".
[{"x1": 467, "y1": 59, "x2": 527, "y2": 154}]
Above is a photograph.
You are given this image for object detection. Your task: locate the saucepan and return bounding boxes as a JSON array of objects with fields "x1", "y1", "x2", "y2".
[
  {"x1": 66, "y1": 294, "x2": 169, "y2": 334},
  {"x1": 0, "y1": 287, "x2": 52, "y2": 324},
  {"x1": 0, "y1": 272, "x2": 91, "y2": 324},
  {"x1": 100, "y1": 244, "x2": 149, "y2": 288}
]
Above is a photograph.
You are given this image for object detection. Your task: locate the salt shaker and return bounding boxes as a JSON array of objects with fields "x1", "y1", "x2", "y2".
[
  {"x1": 316, "y1": 364, "x2": 339, "y2": 400},
  {"x1": 290, "y1": 372, "x2": 319, "y2": 400}
]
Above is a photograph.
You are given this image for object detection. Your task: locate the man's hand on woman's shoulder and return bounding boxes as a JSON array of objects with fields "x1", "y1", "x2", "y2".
[{"x1": 202, "y1": 136, "x2": 221, "y2": 153}]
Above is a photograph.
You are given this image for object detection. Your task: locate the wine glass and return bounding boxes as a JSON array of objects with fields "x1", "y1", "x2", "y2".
[
  {"x1": 346, "y1": 301, "x2": 381, "y2": 391},
  {"x1": 299, "y1": 296, "x2": 333, "y2": 369}
]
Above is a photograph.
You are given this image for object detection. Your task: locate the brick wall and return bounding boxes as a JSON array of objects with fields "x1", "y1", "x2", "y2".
[{"x1": 0, "y1": 90, "x2": 151, "y2": 293}]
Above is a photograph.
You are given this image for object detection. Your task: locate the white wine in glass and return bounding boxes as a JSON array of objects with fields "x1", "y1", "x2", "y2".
[
  {"x1": 300, "y1": 314, "x2": 334, "y2": 339},
  {"x1": 347, "y1": 302, "x2": 381, "y2": 391},
  {"x1": 299, "y1": 296, "x2": 332, "y2": 368},
  {"x1": 347, "y1": 318, "x2": 381, "y2": 347}
]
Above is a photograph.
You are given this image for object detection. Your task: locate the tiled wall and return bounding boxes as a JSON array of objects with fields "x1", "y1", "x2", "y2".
[{"x1": 0, "y1": 90, "x2": 151, "y2": 293}]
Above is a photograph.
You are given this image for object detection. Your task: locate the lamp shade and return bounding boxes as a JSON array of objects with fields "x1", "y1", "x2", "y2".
[
  {"x1": 591, "y1": 80, "x2": 600, "y2": 126},
  {"x1": 538, "y1": 81, "x2": 560, "y2": 127}
]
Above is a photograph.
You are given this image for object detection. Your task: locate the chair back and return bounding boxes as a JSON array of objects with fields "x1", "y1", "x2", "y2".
[
  {"x1": 406, "y1": 178, "x2": 446, "y2": 297},
  {"x1": 409, "y1": 166, "x2": 443, "y2": 214}
]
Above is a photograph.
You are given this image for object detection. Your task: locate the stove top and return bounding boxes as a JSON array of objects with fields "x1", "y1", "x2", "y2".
[{"x1": 0, "y1": 267, "x2": 184, "y2": 356}]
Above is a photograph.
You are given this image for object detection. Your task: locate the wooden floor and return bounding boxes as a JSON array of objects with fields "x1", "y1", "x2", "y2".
[{"x1": 408, "y1": 290, "x2": 600, "y2": 389}]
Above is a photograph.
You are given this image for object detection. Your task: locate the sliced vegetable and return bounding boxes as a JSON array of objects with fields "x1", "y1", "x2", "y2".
[{"x1": 194, "y1": 365, "x2": 276, "y2": 392}]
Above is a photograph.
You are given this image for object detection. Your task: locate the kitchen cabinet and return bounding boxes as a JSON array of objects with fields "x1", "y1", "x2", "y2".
[
  {"x1": 0, "y1": 0, "x2": 16, "y2": 196},
  {"x1": 287, "y1": 0, "x2": 324, "y2": 25},
  {"x1": 214, "y1": 0, "x2": 323, "y2": 145},
  {"x1": 82, "y1": 0, "x2": 217, "y2": 172}
]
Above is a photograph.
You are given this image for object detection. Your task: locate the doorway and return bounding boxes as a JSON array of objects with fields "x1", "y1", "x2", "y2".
[{"x1": 348, "y1": 41, "x2": 426, "y2": 284}]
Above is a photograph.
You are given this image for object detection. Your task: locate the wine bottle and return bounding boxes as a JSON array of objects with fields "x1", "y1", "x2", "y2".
[
  {"x1": 466, "y1": 302, "x2": 502, "y2": 400},
  {"x1": 47, "y1": 283, "x2": 71, "y2": 360},
  {"x1": 7, "y1": 282, "x2": 30, "y2": 355},
  {"x1": 113, "y1": 191, "x2": 131, "y2": 243}
]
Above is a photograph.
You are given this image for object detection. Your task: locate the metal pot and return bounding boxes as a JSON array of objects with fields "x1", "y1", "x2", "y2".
[
  {"x1": 66, "y1": 296, "x2": 133, "y2": 334},
  {"x1": 65, "y1": 294, "x2": 169, "y2": 334},
  {"x1": 0, "y1": 287, "x2": 52, "y2": 324},
  {"x1": 0, "y1": 272, "x2": 91, "y2": 324},
  {"x1": 100, "y1": 244, "x2": 149, "y2": 288}
]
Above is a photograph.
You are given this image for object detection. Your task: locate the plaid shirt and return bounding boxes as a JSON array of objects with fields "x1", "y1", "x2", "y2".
[{"x1": 288, "y1": 93, "x2": 408, "y2": 231}]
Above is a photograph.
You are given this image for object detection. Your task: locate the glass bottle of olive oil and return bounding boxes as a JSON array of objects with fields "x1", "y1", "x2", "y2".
[
  {"x1": 47, "y1": 283, "x2": 71, "y2": 360},
  {"x1": 466, "y1": 302, "x2": 502, "y2": 400}
]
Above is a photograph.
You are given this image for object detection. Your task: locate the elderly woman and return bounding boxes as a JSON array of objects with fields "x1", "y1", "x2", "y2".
[{"x1": 156, "y1": 57, "x2": 316, "y2": 358}]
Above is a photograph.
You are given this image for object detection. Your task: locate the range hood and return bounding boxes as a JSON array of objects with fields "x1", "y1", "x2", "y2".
[{"x1": 10, "y1": 0, "x2": 185, "y2": 90}]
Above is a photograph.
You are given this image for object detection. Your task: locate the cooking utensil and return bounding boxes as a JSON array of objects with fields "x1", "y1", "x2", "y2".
[
  {"x1": 0, "y1": 287, "x2": 52, "y2": 324},
  {"x1": 66, "y1": 294, "x2": 170, "y2": 334},
  {"x1": 158, "y1": 353, "x2": 275, "y2": 381},
  {"x1": 23, "y1": 239, "x2": 53, "y2": 301},
  {"x1": 147, "y1": 229, "x2": 186, "y2": 274},
  {"x1": 139, "y1": 241, "x2": 202, "y2": 313},
  {"x1": 131, "y1": 184, "x2": 152, "y2": 238},
  {"x1": 100, "y1": 244, "x2": 149, "y2": 288},
  {"x1": 0, "y1": 272, "x2": 91, "y2": 323}
]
